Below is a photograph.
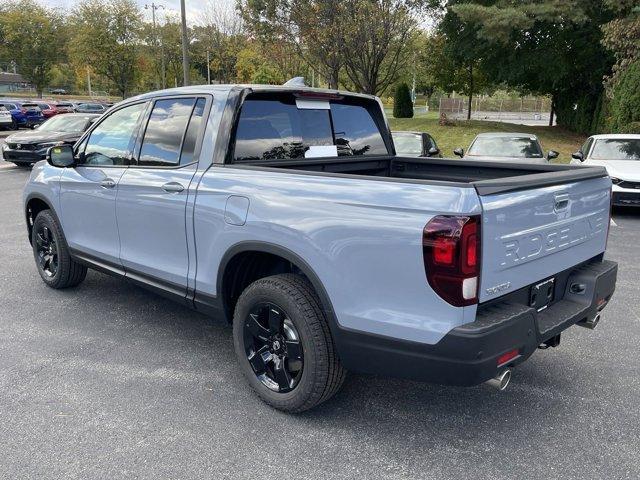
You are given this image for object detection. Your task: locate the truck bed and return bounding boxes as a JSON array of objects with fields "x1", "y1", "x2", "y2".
[{"x1": 231, "y1": 156, "x2": 608, "y2": 195}]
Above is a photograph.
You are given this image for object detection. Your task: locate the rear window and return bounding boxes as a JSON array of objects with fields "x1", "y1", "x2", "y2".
[
  {"x1": 0, "y1": 103, "x2": 16, "y2": 110},
  {"x1": 232, "y1": 93, "x2": 388, "y2": 162},
  {"x1": 21, "y1": 103, "x2": 39, "y2": 108},
  {"x1": 468, "y1": 136, "x2": 543, "y2": 158}
]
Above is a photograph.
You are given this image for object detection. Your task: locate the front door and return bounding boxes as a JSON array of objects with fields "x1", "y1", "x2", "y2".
[
  {"x1": 59, "y1": 102, "x2": 147, "y2": 266},
  {"x1": 116, "y1": 96, "x2": 206, "y2": 291}
]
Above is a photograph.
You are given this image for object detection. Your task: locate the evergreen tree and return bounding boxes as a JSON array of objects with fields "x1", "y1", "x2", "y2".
[{"x1": 393, "y1": 83, "x2": 413, "y2": 118}]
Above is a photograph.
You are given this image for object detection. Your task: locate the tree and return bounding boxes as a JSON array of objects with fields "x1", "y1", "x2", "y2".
[
  {"x1": 340, "y1": 0, "x2": 422, "y2": 95},
  {"x1": 393, "y1": 83, "x2": 413, "y2": 118},
  {"x1": 438, "y1": 2, "x2": 490, "y2": 120},
  {"x1": 609, "y1": 60, "x2": 640, "y2": 133},
  {"x1": 449, "y1": 0, "x2": 614, "y2": 132},
  {"x1": 0, "y1": 1, "x2": 62, "y2": 97},
  {"x1": 602, "y1": 0, "x2": 640, "y2": 89},
  {"x1": 69, "y1": 0, "x2": 142, "y2": 98},
  {"x1": 241, "y1": 0, "x2": 344, "y2": 88}
]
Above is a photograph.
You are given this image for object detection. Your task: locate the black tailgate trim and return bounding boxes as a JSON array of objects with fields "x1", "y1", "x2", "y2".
[{"x1": 473, "y1": 165, "x2": 608, "y2": 195}]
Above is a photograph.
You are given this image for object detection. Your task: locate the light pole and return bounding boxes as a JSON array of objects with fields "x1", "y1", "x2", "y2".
[
  {"x1": 207, "y1": 48, "x2": 211, "y2": 84},
  {"x1": 180, "y1": 0, "x2": 189, "y2": 86},
  {"x1": 145, "y1": 3, "x2": 165, "y2": 90}
]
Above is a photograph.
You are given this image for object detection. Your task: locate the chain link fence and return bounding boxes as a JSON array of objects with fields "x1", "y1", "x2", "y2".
[{"x1": 439, "y1": 96, "x2": 553, "y2": 125}]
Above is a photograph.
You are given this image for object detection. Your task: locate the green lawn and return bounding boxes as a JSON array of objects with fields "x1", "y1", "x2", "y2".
[{"x1": 388, "y1": 112, "x2": 586, "y2": 163}]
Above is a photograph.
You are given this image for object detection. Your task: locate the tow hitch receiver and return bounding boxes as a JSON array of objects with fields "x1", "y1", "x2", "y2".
[{"x1": 538, "y1": 334, "x2": 561, "y2": 349}]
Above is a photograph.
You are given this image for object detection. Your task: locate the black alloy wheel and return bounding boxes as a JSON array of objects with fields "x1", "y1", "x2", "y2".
[
  {"x1": 243, "y1": 302, "x2": 304, "y2": 393},
  {"x1": 35, "y1": 224, "x2": 58, "y2": 278}
]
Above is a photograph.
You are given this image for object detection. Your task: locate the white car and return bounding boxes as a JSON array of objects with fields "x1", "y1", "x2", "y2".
[
  {"x1": 454, "y1": 132, "x2": 558, "y2": 164},
  {"x1": 0, "y1": 106, "x2": 13, "y2": 130},
  {"x1": 571, "y1": 134, "x2": 640, "y2": 207}
]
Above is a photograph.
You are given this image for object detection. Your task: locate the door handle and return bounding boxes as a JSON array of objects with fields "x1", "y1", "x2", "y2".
[
  {"x1": 100, "y1": 178, "x2": 116, "y2": 189},
  {"x1": 162, "y1": 182, "x2": 184, "y2": 193}
]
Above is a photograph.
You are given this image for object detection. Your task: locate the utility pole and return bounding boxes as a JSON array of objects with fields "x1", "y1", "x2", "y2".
[
  {"x1": 206, "y1": 48, "x2": 211, "y2": 84},
  {"x1": 180, "y1": 0, "x2": 189, "y2": 86},
  {"x1": 145, "y1": 3, "x2": 165, "y2": 90},
  {"x1": 86, "y1": 67, "x2": 92, "y2": 97}
]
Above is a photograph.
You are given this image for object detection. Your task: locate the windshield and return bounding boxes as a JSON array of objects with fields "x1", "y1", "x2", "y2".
[
  {"x1": 39, "y1": 115, "x2": 90, "y2": 132},
  {"x1": 590, "y1": 139, "x2": 640, "y2": 161},
  {"x1": 467, "y1": 136, "x2": 543, "y2": 158},
  {"x1": 80, "y1": 104, "x2": 102, "y2": 110},
  {"x1": 393, "y1": 133, "x2": 423, "y2": 155}
]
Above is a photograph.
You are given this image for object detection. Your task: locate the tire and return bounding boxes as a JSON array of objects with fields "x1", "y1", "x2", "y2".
[
  {"x1": 10, "y1": 120, "x2": 17, "y2": 130},
  {"x1": 233, "y1": 273, "x2": 346, "y2": 412},
  {"x1": 31, "y1": 210, "x2": 87, "y2": 289}
]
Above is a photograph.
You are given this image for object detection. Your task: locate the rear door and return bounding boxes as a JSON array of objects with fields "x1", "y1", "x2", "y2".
[
  {"x1": 477, "y1": 176, "x2": 611, "y2": 303},
  {"x1": 116, "y1": 96, "x2": 208, "y2": 291}
]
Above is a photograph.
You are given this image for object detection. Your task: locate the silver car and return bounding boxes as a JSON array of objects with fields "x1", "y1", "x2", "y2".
[{"x1": 454, "y1": 132, "x2": 558, "y2": 164}]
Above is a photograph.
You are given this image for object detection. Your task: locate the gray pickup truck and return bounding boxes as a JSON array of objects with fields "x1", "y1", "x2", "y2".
[{"x1": 23, "y1": 85, "x2": 617, "y2": 412}]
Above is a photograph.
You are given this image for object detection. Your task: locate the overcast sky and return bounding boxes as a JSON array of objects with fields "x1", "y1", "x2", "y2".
[{"x1": 39, "y1": 0, "x2": 225, "y2": 24}]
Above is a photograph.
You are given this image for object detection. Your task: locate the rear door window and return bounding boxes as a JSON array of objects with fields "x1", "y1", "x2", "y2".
[
  {"x1": 233, "y1": 93, "x2": 388, "y2": 162},
  {"x1": 138, "y1": 97, "x2": 195, "y2": 167}
]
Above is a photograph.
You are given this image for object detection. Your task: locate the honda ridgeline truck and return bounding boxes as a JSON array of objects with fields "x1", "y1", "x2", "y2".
[{"x1": 23, "y1": 85, "x2": 617, "y2": 412}]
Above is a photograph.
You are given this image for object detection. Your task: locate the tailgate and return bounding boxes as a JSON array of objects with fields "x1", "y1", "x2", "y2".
[{"x1": 477, "y1": 176, "x2": 611, "y2": 303}]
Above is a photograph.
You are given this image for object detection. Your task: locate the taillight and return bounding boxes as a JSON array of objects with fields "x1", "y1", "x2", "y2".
[{"x1": 423, "y1": 215, "x2": 481, "y2": 307}]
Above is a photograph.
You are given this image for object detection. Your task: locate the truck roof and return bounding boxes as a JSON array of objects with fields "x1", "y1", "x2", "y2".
[{"x1": 127, "y1": 84, "x2": 379, "y2": 103}]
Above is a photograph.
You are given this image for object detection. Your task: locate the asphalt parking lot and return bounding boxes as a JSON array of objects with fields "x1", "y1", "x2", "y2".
[{"x1": 1, "y1": 158, "x2": 639, "y2": 480}]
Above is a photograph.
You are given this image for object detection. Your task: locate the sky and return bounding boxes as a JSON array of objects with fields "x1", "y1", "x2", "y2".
[{"x1": 38, "y1": 0, "x2": 229, "y2": 25}]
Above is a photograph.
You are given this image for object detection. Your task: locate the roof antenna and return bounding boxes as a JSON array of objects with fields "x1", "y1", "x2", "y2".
[{"x1": 283, "y1": 77, "x2": 306, "y2": 87}]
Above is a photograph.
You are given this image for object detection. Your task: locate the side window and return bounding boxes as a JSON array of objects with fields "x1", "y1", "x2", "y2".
[
  {"x1": 82, "y1": 103, "x2": 145, "y2": 166},
  {"x1": 581, "y1": 138, "x2": 594, "y2": 157},
  {"x1": 179, "y1": 97, "x2": 206, "y2": 165},
  {"x1": 138, "y1": 97, "x2": 195, "y2": 167}
]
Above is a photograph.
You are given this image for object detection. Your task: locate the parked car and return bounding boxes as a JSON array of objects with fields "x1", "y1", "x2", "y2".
[
  {"x1": 2, "y1": 113, "x2": 100, "y2": 166},
  {"x1": 0, "y1": 100, "x2": 45, "y2": 129},
  {"x1": 570, "y1": 134, "x2": 640, "y2": 207},
  {"x1": 50, "y1": 88, "x2": 68, "y2": 95},
  {"x1": 54, "y1": 101, "x2": 76, "y2": 114},
  {"x1": 454, "y1": 132, "x2": 559, "y2": 163},
  {"x1": 0, "y1": 105, "x2": 13, "y2": 129},
  {"x1": 34, "y1": 102, "x2": 58, "y2": 119},
  {"x1": 75, "y1": 103, "x2": 107, "y2": 114},
  {"x1": 24, "y1": 85, "x2": 617, "y2": 412},
  {"x1": 392, "y1": 130, "x2": 441, "y2": 157}
]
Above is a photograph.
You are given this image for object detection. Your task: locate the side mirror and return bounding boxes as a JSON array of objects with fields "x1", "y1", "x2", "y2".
[
  {"x1": 453, "y1": 147, "x2": 464, "y2": 158},
  {"x1": 571, "y1": 151, "x2": 584, "y2": 162},
  {"x1": 46, "y1": 144, "x2": 75, "y2": 168},
  {"x1": 427, "y1": 146, "x2": 440, "y2": 156},
  {"x1": 547, "y1": 150, "x2": 559, "y2": 160}
]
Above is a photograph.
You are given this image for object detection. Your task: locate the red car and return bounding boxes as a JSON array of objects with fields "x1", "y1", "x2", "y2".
[
  {"x1": 54, "y1": 101, "x2": 75, "y2": 114},
  {"x1": 34, "y1": 102, "x2": 58, "y2": 118}
]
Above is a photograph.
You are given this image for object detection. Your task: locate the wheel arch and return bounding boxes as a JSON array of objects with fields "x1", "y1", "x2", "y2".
[
  {"x1": 24, "y1": 193, "x2": 59, "y2": 244},
  {"x1": 216, "y1": 241, "x2": 340, "y2": 335}
]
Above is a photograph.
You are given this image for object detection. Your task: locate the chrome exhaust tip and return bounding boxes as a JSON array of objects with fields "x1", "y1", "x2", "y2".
[
  {"x1": 577, "y1": 313, "x2": 600, "y2": 330},
  {"x1": 486, "y1": 369, "x2": 512, "y2": 391}
]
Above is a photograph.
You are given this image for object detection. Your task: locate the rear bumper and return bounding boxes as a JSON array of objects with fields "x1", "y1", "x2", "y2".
[{"x1": 337, "y1": 259, "x2": 617, "y2": 386}]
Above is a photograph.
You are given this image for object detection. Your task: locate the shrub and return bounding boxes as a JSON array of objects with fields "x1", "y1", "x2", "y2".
[
  {"x1": 610, "y1": 60, "x2": 640, "y2": 132},
  {"x1": 393, "y1": 83, "x2": 413, "y2": 118}
]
